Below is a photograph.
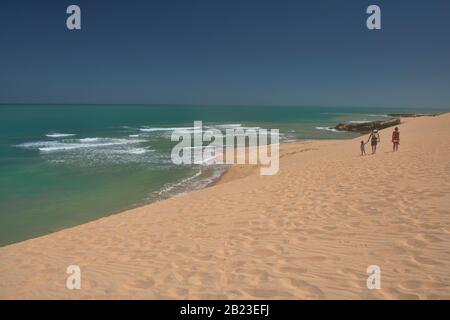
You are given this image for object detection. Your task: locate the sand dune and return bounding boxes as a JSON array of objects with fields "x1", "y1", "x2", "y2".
[{"x1": 0, "y1": 114, "x2": 449, "y2": 299}]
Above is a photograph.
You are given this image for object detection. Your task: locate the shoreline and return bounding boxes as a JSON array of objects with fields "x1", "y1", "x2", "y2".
[
  {"x1": 0, "y1": 143, "x2": 283, "y2": 248},
  {"x1": 1, "y1": 113, "x2": 449, "y2": 299},
  {"x1": 0, "y1": 108, "x2": 437, "y2": 247},
  {"x1": 0, "y1": 115, "x2": 434, "y2": 247},
  {"x1": 154, "y1": 113, "x2": 430, "y2": 202}
]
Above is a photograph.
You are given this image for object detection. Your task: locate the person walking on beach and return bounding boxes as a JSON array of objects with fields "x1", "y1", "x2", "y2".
[
  {"x1": 392, "y1": 127, "x2": 400, "y2": 152},
  {"x1": 367, "y1": 128, "x2": 380, "y2": 154},
  {"x1": 360, "y1": 140, "x2": 367, "y2": 156}
]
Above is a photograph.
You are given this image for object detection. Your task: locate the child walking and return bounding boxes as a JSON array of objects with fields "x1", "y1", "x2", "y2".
[{"x1": 360, "y1": 140, "x2": 367, "y2": 156}]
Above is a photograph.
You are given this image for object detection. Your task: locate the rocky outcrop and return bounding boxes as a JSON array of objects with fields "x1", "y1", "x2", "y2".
[{"x1": 334, "y1": 117, "x2": 401, "y2": 134}]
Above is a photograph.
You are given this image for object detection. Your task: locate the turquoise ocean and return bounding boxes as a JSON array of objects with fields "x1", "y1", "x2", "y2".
[{"x1": 0, "y1": 105, "x2": 447, "y2": 245}]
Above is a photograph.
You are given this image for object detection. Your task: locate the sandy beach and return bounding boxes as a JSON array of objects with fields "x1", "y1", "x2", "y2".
[{"x1": 0, "y1": 113, "x2": 449, "y2": 299}]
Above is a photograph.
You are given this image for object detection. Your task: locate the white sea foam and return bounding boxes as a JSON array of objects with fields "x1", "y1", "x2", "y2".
[
  {"x1": 18, "y1": 138, "x2": 146, "y2": 153},
  {"x1": 139, "y1": 124, "x2": 261, "y2": 134},
  {"x1": 214, "y1": 124, "x2": 243, "y2": 128},
  {"x1": 78, "y1": 137, "x2": 101, "y2": 142},
  {"x1": 139, "y1": 126, "x2": 196, "y2": 132},
  {"x1": 200, "y1": 155, "x2": 218, "y2": 165},
  {"x1": 315, "y1": 126, "x2": 340, "y2": 132},
  {"x1": 109, "y1": 148, "x2": 154, "y2": 155},
  {"x1": 211, "y1": 124, "x2": 263, "y2": 131},
  {"x1": 156, "y1": 164, "x2": 228, "y2": 199},
  {"x1": 139, "y1": 127, "x2": 172, "y2": 132},
  {"x1": 157, "y1": 169, "x2": 203, "y2": 196},
  {"x1": 45, "y1": 133, "x2": 76, "y2": 138},
  {"x1": 348, "y1": 120, "x2": 371, "y2": 124},
  {"x1": 367, "y1": 114, "x2": 389, "y2": 117}
]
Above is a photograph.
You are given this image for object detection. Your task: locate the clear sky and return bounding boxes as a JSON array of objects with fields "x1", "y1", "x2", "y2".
[{"x1": 1, "y1": 0, "x2": 449, "y2": 108}]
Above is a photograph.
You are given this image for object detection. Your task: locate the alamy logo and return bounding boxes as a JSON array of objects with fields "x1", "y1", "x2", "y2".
[
  {"x1": 66, "y1": 265, "x2": 81, "y2": 290},
  {"x1": 171, "y1": 121, "x2": 279, "y2": 175},
  {"x1": 366, "y1": 5, "x2": 381, "y2": 30},
  {"x1": 366, "y1": 265, "x2": 381, "y2": 289},
  {"x1": 64, "y1": 5, "x2": 380, "y2": 31},
  {"x1": 66, "y1": 5, "x2": 81, "y2": 30}
]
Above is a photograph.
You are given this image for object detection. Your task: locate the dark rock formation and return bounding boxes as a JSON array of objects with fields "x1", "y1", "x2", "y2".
[{"x1": 334, "y1": 117, "x2": 401, "y2": 134}]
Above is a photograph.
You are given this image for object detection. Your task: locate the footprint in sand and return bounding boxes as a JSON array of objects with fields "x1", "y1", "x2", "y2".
[
  {"x1": 243, "y1": 287, "x2": 294, "y2": 299},
  {"x1": 131, "y1": 278, "x2": 155, "y2": 289},
  {"x1": 252, "y1": 248, "x2": 278, "y2": 257},
  {"x1": 277, "y1": 266, "x2": 308, "y2": 274},
  {"x1": 398, "y1": 279, "x2": 439, "y2": 290},
  {"x1": 306, "y1": 255, "x2": 327, "y2": 262},
  {"x1": 289, "y1": 279, "x2": 325, "y2": 298}
]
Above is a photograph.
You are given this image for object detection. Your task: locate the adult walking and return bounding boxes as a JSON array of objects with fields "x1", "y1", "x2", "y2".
[
  {"x1": 392, "y1": 127, "x2": 400, "y2": 152},
  {"x1": 367, "y1": 128, "x2": 380, "y2": 154}
]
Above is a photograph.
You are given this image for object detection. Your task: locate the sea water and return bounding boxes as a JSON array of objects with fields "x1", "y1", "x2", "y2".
[{"x1": 0, "y1": 104, "x2": 446, "y2": 245}]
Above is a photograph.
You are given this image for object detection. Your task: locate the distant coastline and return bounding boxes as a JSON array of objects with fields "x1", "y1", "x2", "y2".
[{"x1": 333, "y1": 112, "x2": 441, "y2": 134}]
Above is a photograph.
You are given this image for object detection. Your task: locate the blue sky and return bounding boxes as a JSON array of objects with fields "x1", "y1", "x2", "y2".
[{"x1": 0, "y1": 0, "x2": 449, "y2": 107}]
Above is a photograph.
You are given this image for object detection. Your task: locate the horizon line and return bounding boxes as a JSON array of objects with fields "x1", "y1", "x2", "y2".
[{"x1": 1, "y1": 103, "x2": 449, "y2": 110}]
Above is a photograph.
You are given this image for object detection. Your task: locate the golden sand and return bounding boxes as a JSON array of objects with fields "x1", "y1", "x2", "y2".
[{"x1": 0, "y1": 113, "x2": 449, "y2": 299}]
